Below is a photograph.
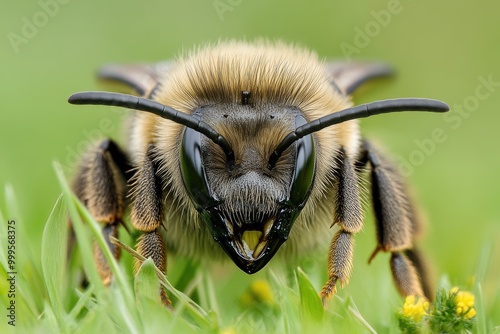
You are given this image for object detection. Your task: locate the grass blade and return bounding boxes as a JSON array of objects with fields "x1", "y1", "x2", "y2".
[
  {"x1": 296, "y1": 267, "x2": 324, "y2": 324},
  {"x1": 42, "y1": 300, "x2": 62, "y2": 333},
  {"x1": 41, "y1": 195, "x2": 68, "y2": 328},
  {"x1": 269, "y1": 271, "x2": 300, "y2": 334},
  {"x1": 134, "y1": 259, "x2": 183, "y2": 332},
  {"x1": 135, "y1": 258, "x2": 160, "y2": 305},
  {"x1": 53, "y1": 162, "x2": 104, "y2": 293},
  {"x1": 68, "y1": 285, "x2": 96, "y2": 321},
  {"x1": 347, "y1": 298, "x2": 377, "y2": 334}
]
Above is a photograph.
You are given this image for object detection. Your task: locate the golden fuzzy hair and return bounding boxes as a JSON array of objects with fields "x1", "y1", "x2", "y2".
[{"x1": 128, "y1": 41, "x2": 361, "y2": 259}]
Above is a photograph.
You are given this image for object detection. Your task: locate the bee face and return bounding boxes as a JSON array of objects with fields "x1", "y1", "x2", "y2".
[{"x1": 179, "y1": 102, "x2": 316, "y2": 273}]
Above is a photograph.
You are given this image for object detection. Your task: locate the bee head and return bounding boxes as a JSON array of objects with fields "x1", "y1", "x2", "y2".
[{"x1": 179, "y1": 99, "x2": 315, "y2": 273}]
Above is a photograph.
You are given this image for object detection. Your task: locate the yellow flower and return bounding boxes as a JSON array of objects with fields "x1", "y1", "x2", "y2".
[
  {"x1": 249, "y1": 280, "x2": 274, "y2": 304},
  {"x1": 452, "y1": 287, "x2": 476, "y2": 319},
  {"x1": 240, "y1": 280, "x2": 275, "y2": 306},
  {"x1": 401, "y1": 295, "x2": 430, "y2": 322}
]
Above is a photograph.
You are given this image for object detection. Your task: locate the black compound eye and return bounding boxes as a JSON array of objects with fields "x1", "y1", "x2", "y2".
[
  {"x1": 180, "y1": 127, "x2": 218, "y2": 210},
  {"x1": 288, "y1": 115, "x2": 316, "y2": 207}
]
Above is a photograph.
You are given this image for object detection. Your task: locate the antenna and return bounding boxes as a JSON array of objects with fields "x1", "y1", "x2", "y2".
[
  {"x1": 268, "y1": 98, "x2": 449, "y2": 168},
  {"x1": 68, "y1": 91, "x2": 235, "y2": 163}
]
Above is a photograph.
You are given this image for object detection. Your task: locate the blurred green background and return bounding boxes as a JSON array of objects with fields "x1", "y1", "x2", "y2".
[{"x1": 1, "y1": 0, "x2": 499, "y2": 327}]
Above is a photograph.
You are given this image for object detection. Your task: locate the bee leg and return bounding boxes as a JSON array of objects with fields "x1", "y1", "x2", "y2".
[
  {"x1": 131, "y1": 145, "x2": 171, "y2": 307},
  {"x1": 404, "y1": 247, "x2": 433, "y2": 300},
  {"x1": 321, "y1": 148, "x2": 363, "y2": 305},
  {"x1": 361, "y1": 139, "x2": 431, "y2": 299},
  {"x1": 135, "y1": 230, "x2": 171, "y2": 307},
  {"x1": 71, "y1": 139, "x2": 132, "y2": 285}
]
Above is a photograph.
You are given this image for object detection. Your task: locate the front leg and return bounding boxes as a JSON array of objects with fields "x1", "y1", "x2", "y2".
[
  {"x1": 131, "y1": 144, "x2": 171, "y2": 306},
  {"x1": 321, "y1": 148, "x2": 363, "y2": 304}
]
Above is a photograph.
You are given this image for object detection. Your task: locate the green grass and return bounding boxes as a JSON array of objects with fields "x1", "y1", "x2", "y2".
[{"x1": 0, "y1": 164, "x2": 498, "y2": 333}]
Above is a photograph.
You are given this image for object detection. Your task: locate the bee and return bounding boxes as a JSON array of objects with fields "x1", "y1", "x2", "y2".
[{"x1": 68, "y1": 41, "x2": 449, "y2": 305}]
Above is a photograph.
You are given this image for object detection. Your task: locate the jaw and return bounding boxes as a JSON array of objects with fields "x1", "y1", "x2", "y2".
[{"x1": 201, "y1": 205, "x2": 299, "y2": 274}]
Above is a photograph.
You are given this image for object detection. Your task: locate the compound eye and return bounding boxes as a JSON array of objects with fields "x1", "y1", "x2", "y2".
[
  {"x1": 180, "y1": 127, "x2": 217, "y2": 210},
  {"x1": 289, "y1": 115, "x2": 316, "y2": 207}
]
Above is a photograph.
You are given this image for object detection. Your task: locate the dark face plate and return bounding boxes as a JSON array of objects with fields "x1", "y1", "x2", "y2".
[
  {"x1": 179, "y1": 107, "x2": 315, "y2": 273},
  {"x1": 201, "y1": 204, "x2": 301, "y2": 273}
]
